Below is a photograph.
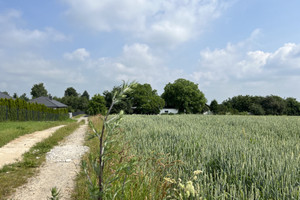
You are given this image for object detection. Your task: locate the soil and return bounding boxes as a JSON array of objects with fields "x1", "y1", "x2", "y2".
[
  {"x1": 8, "y1": 117, "x2": 89, "y2": 200},
  {"x1": 0, "y1": 125, "x2": 65, "y2": 169}
]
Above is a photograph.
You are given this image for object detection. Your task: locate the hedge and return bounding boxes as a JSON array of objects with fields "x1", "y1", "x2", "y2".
[{"x1": 0, "y1": 98, "x2": 68, "y2": 121}]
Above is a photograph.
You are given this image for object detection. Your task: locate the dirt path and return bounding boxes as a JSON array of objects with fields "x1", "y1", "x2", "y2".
[
  {"x1": 0, "y1": 125, "x2": 65, "y2": 169},
  {"x1": 9, "y1": 117, "x2": 89, "y2": 200}
]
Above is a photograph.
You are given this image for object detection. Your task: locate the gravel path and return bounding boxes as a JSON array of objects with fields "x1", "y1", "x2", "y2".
[
  {"x1": 9, "y1": 117, "x2": 89, "y2": 200},
  {"x1": 0, "y1": 125, "x2": 65, "y2": 169}
]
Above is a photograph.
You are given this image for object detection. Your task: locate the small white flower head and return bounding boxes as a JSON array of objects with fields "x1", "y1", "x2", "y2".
[
  {"x1": 193, "y1": 176, "x2": 197, "y2": 180},
  {"x1": 185, "y1": 181, "x2": 195, "y2": 197},
  {"x1": 164, "y1": 177, "x2": 176, "y2": 184},
  {"x1": 193, "y1": 170, "x2": 203, "y2": 175}
]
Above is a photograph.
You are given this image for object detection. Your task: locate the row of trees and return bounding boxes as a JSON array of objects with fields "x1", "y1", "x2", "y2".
[
  {"x1": 4, "y1": 79, "x2": 300, "y2": 116},
  {"x1": 210, "y1": 95, "x2": 300, "y2": 115},
  {"x1": 0, "y1": 98, "x2": 68, "y2": 121},
  {"x1": 7, "y1": 79, "x2": 207, "y2": 115},
  {"x1": 102, "y1": 79, "x2": 207, "y2": 115}
]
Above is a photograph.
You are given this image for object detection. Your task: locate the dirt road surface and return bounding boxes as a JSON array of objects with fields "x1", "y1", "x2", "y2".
[
  {"x1": 0, "y1": 125, "x2": 65, "y2": 169},
  {"x1": 9, "y1": 117, "x2": 89, "y2": 200}
]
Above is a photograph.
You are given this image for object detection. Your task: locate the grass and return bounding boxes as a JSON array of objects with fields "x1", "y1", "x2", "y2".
[
  {"x1": 0, "y1": 119, "x2": 74, "y2": 147},
  {"x1": 0, "y1": 120, "x2": 83, "y2": 200}
]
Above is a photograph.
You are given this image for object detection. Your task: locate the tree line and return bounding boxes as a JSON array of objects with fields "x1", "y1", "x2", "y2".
[
  {"x1": 210, "y1": 95, "x2": 300, "y2": 115},
  {"x1": 2, "y1": 79, "x2": 300, "y2": 116}
]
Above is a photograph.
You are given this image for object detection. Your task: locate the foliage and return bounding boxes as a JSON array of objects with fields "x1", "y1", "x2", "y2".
[
  {"x1": 209, "y1": 99, "x2": 219, "y2": 114},
  {"x1": 219, "y1": 95, "x2": 300, "y2": 115},
  {"x1": 162, "y1": 78, "x2": 207, "y2": 113},
  {"x1": 64, "y1": 87, "x2": 78, "y2": 97},
  {"x1": 19, "y1": 93, "x2": 29, "y2": 101},
  {"x1": 87, "y1": 94, "x2": 107, "y2": 115},
  {"x1": 121, "y1": 115, "x2": 300, "y2": 199},
  {"x1": 103, "y1": 87, "x2": 133, "y2": 114},
  {"x1": 128, "y1": 83, "x2": 164, "y2": 114},
  {"x1": 83, "y1": 81, "x2": 136, "y2": 200},
  {"x1": 48, "y1": 187, "x2": 61, "y2": 200},
  {"x1": 0, "y1": 98, "x2": 68, "y2": 122},
  {"x1": 82, "y1": 90, "x2": 90, "y2": 100},
  {"x1": 30, "y1": 83, "x2": 48, "y2": 99}
]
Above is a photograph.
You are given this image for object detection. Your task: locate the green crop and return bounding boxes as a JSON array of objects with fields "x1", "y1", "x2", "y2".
[{"x1": 121, "y1": 115, "x2": 300, "y2": 199}]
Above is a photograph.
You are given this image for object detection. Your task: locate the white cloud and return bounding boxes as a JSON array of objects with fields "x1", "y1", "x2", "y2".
[
  {"x1": 64, "y1": 48, "x2": 90, "y2": 61},
  {"x1": 191, "y1": 32, "x2": 300, "y2": 101},
  {"x1": 61, "y1": 0, "x2": 232, "y2": 47},
  {"x1": 75, "y1": 43, "x2": 183, "y2": 93},
  {"x1": 0, "y1": 10, "x2": 68, "y2": 49}
]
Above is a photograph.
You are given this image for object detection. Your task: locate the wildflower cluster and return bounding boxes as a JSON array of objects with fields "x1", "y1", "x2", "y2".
[{"x1": 165, "y1": 170, "x2": 203, "y2": 199}]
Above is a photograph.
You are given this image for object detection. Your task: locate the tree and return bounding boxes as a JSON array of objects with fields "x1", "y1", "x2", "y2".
[
  {"x1": 31, "y1": 83, "x2": 48, "y2": 99},
  {"x1": 261, "y1": 95, "x2": 286, "y2": 115},
  {"x1": 210, "y1": 99, "x2": 219, "y2": 114},
  {"x1": 285, "y1": 97, "x2": 300, "y2": 115},
  {"x1": 13, "y1": 93, "x2": 18, "y2": 99},
  {"x1": 19, "y1": 93, "x2": 29, "y2": 101},
  {"x1": 87, "y1": 94, "x2": 107, "y2": 115},
  {"x1": 128, "y1": 83, "x2": 165, "y2": 114},
  {"x1": 64, "y1": 87, "x2": 78, "y2": 97},
  {"x1": 162, "y1": 79, "x2": 207, "y2": 113},
  {"x1": 103, "y1": 86, "x2": 133, "y2": 114},
  {"x1": 81, "y1": 90, "x2": 90, "y2": 100}
]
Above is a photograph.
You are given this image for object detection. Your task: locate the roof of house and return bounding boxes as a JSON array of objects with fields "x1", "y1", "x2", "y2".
[
  {"x1": 29, "y1": 96, "x2": 67, "y2": 108},
  {"x1": 0, "y1": 92, "x2": 13, "y2": 99}
]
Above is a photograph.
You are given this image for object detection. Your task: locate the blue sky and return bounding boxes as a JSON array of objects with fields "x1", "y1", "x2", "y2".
[{"x1": 1, "y1": 0, "x2": 300, "y2": 102}]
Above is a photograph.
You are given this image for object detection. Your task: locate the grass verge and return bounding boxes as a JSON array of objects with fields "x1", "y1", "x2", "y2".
[
  {"x1": 0, "y1": 119, "x2": 75, "y2": 147},
  {"x1": 0, "y1": 120, "x2": 83, "y2": 200}
]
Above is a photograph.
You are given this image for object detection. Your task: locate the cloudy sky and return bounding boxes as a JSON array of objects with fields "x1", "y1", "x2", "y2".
[{"x1": 1, "y1": 0, "x2": 300, "y2": 102}]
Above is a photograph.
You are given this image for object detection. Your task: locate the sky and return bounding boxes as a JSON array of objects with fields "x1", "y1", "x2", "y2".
[{"x1": 0, "y1": 0, "x2": 300, "y2": 103}]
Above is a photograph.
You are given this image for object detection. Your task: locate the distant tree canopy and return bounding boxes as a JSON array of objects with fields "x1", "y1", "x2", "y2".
[
  {"x1": 64, "y1": 87, "x2": 78, "y2": 97},
  {"x1": 19, "y1": 93, "x2": 29, "y2": 101},
  {"x1": 103, "y1": 86, "x2": 133, "y2": 114},
  {"x1": 31, "y1": 83, "x2": 48, "y2": 99},
  {"x1": 81, "y1": 90, "x2": 90, "y2": 100},
  {"x1": 54, "y1": 87, "x2": 89, "y2": 112},
  {"x1": 128, "y1": 83, "x2": 165, "y2": 114},
  {"x1": 162, "y1": 78, "x2": 207, "y2": 114},
  {"x1": 88, "y1": 94, "x2": 107, "y2": 115},
  {"x1": 215, "y1": 95, "x2": 300, "y2": 116},
  {"x1": 210, "y1": 99, "x2": 219, "y2": 114}
]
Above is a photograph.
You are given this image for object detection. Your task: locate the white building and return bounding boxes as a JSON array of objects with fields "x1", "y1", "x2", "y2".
[{"x1": 160, "y1": 108, "x2": 178, "y2": 114}]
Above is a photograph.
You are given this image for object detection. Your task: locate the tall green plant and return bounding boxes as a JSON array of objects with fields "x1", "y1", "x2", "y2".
[{"x1": 83, "y1": 81, "x2": 136, "y2": 200}]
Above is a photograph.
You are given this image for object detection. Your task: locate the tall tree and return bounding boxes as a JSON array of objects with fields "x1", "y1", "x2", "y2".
[
  {"x1": 128, "y1": 83, "x2": 164, "y2": 114},
  {"x1": 64, "y1": 87, "x2": 78, "y2": 97},
  {"x1": 31, "y1": 83, "x2": 48, "y2": 99},
  {"x1": 103, "y1": 86, "x2": 133, "y2": 114},
  {"x1": 210, "y1": 99, "x2": 219, "y2": 114},
  {"x1": 13, "y1": 93, "x2": 18, "y2": 99},
  {"x1": 285, "y1": 97, "x2": 300, "y2": 115},
  {"x1": 19, "y1": 93, "x2": 29, "y2": 101},
  {"x1": 88, "y1": 94, "x2": 107, "y2": 115},
  {"x1": 162, "y1": 79, "x2": 207, "y2": 113},
  {"x1": 81, "y1": 90, "x2": 90, "y2": 100}
]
